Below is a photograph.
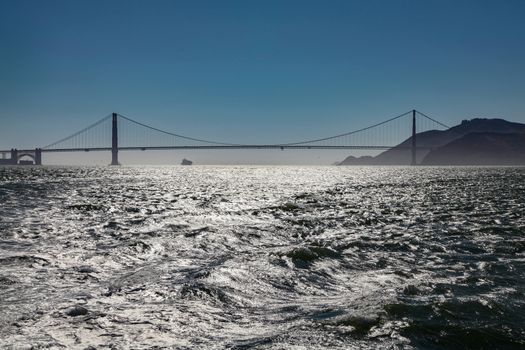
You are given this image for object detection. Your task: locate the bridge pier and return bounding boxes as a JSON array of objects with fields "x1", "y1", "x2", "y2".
[
  {"x1": 411, "y1": 109, "x2": 417, "y2": 165},
  {"x1": 111, "y1": 113, "x2": 119, "y2": 165},
  {"x1": 10, "y1": 149, "x2": 18, "y2": 165}
]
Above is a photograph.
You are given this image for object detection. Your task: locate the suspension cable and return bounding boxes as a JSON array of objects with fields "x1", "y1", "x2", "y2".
[
  {"x1": 416, "y1": 110, "x2": 450, "y2": 129},
  {"x1": 280, "y1": 110, "x2": 413, "y2": 145},
  {"x1": 40, "y1": 109, "x2": 450, "y2": 150},
  {"x1": 117, "y1": 113, "x2": 243, "y2": 146},
  {"x1": 43, "y1": 114, "x2": 112, "y2": 149}
]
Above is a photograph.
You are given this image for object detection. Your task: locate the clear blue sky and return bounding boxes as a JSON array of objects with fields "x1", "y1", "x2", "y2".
[{"x1": 1, "y1": 0, "x2": 524, "y2": 163}]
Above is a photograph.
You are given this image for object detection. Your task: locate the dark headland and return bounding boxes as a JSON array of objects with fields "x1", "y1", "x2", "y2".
[{"x1": 339, "y1": 118, "x2": 525, "y2": 165}]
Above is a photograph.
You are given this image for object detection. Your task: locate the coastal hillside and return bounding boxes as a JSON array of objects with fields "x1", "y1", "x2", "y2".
[
  {"x1": 421, "y1": 132, "x2": 525, "y2": 165},
  {"x1": 339, "y1": 118, "x2": 525, "y2": 165}
]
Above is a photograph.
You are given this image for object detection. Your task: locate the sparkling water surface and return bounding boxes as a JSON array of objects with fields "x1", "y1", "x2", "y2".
[{"x1": 1, "y1": 166, "x2": 524, "y2": 349}]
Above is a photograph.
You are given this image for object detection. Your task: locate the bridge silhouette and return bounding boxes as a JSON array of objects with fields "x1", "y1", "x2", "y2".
[{"x1": 0, "y1": 110, "x2": 448, "y2": 165}]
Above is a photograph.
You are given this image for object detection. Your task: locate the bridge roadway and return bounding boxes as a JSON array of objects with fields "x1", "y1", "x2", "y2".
[{"x1": 1, "y1": 145, "x2": 430, "y2": 154}]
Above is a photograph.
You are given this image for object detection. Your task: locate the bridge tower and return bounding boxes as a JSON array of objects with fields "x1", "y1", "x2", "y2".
[
  {"x1": 35, "y1": 148, "x2": 42, "y2": 165},
  {"x1": 111, "y1": 113, "x2": 119, "y2": 165},
  {"x1": 411, "y1": 109, "x2": 417, "y2": 165}
]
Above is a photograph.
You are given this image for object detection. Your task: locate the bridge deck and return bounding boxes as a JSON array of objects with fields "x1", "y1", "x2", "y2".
[{"x1": 1, "y1": 145, "x2": 432, "y2": 153}]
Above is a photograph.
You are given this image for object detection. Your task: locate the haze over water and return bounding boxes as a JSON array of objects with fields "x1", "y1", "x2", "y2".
[{"x1": 1, "y1": 166, "x2": 524, "y2": 349}]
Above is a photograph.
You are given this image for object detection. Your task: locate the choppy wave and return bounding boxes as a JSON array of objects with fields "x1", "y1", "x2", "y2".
[{"x1": 0, "y1": 166, "x2": 524, "y2": 349}]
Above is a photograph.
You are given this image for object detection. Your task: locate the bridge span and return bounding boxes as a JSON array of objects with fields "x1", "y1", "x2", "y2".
[{"x1": 0, "y1": 110, "x2": 448, "y2": 165}]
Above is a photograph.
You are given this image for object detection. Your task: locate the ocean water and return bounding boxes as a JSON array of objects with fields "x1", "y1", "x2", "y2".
[{"x1": 0, "y1": 166, "x2": 524, "y2": 349}]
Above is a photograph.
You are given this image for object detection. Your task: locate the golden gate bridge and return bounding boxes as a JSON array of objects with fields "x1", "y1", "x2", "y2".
[{"x1": 0, "y1": 110, "x2": 448, "y2": 165}]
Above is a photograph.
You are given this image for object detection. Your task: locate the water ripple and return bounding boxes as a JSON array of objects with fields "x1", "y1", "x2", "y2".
[{"x1": 0, "y1": 166, "x2": 524, "y2": 349}]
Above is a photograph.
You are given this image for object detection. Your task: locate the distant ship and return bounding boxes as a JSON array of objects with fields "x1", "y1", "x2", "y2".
[{"x1": 181, "y1": 158, "x2": 193, "y2": 165}]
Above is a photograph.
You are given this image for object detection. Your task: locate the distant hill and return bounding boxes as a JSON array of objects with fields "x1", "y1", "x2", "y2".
[
  {"x1": 421, "y1": 132, "x2": 525, "y2": 165},
  {"x1": 339, "y1": 118, "x2": 525, "y2": 165}
]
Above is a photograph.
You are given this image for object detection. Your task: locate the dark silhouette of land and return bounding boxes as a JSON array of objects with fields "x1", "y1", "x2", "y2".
[
  {"x1": 339, "y1": 118, "x2": 525, "y2": 165},
  {"x1": 422, "y1": 132, "x2": 525, "y2": 165}
]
